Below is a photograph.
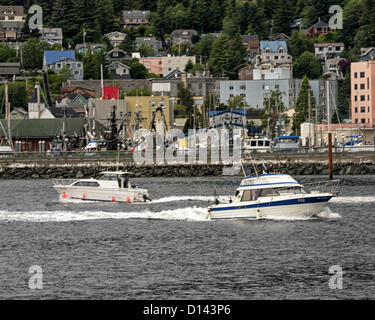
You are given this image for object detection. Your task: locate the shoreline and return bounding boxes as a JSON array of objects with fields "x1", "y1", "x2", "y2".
[{"x1": 1, "y1": 155, "x2": 375, "y2": 179}]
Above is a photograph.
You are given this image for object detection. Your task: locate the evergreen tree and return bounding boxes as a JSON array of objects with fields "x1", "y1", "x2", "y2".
[
  {"x1": 293, "y1": 51, "x2": 321, "y2": 79},
  {"x1": 292, "y1": 75, "x2": 316, "y2": 135}
]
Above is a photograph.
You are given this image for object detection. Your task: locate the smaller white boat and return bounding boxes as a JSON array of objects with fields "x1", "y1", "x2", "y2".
[
  {"x1": 208, "y1": 173, "x2": 339, "y2": 220},
  {"x1": 53, "y1": 171, "x2": 151, "y2": 203}
]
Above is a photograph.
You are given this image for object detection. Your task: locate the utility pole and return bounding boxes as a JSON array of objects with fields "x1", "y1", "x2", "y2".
[
  {"x1": 5, "y1": 81, "x2": 9, "y2": 120},
  {"x1": 36, "y1": 82, "x2": 41, "y2": 119}
]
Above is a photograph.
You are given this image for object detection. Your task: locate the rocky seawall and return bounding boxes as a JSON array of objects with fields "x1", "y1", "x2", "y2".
[{"x1": 0, "y1": 158, "x2": 375, "y2": 179}]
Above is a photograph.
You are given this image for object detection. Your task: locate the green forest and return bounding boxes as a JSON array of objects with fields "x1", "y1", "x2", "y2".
[{"x1": 0, "y1": 0, "x2": 374, "y2": 51}]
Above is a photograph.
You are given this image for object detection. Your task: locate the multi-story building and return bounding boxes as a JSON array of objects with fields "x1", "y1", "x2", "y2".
[
  {"x1": 220, "y1": 79, "x2": 338, "y2": 118},
  {"x1": 39, "y1": 28, "x2": 63, "y2": 46},
  {"x1": 351, "y1": 61, "x2": 375, "y2": 127},
  {"x1": 0, "y1": 6, "x2": 26, "y2": 42},
  {"x1": 314, "y1": 43, "x2": 344, "y2": 61},
  {"x1": 122, "y1": 10, "x2": 150, "y2": 28},
  {"x1": 307, "y1": 19, "x2": 332, "y2": 38}
]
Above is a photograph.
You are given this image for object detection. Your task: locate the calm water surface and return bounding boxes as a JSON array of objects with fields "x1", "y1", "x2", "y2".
[{"x1": 0, "y1": 176, "x2": 374, "y2": 299}]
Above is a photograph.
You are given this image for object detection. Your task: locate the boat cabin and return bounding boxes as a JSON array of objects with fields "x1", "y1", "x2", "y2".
[
  {"x1": 234, "y1": 174, "x2": 306, "y2": 203},
  {"x1": 243, "y1": 138, "x2": 272, "y2": 153},
  {"x1": 98, "y1": 171, "x2": 135, "y2": 189},
  {"x1": 273, "y1": 136, "x2": 301, "y2": 152}
]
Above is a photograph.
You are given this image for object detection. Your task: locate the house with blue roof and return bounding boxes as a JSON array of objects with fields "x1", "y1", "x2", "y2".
[
  {"x1": 43, "y1": 50, "x2": 84, "y2": 80},
  {"x1": 257, "y1": 41, "x2": 292, "y2": 69}
]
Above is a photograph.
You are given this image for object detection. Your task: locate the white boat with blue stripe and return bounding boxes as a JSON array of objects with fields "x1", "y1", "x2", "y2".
[{"x1": 208, "y1": 173, "x2": 339, "y2": 220}]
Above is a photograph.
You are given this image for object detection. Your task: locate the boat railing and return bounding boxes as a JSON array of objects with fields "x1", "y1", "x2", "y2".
[
  {"x1": 303, "y1": 179, "x2": 341, "y2": 195},
  {"x1": 53, "y1": 179, "x2": 77, "y2": 187}
]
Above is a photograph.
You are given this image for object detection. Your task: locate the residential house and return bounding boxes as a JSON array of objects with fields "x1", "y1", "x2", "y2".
[
  {"x1": 104, "y1": 32, "x2": 126, "y2": 47},
  {"x1": 268, "y1": 33, "x2": 291, "y2": 41},
  {"x1": 257, "y1": 41, "x2": 292, "y2": 68},
  {"x1": 76, "y1": 43, "x2": 106, "y2": 55},
  {"x1": 241, "y1": 35, "x2": 260, "y2": 58},
  {"x1": 314, "y1": 43, "x2": 345, "y2": 61},
  {"x1": 0, "y1": 62, "x2": 20, "y2": 81},
  {"x1": 290, "y1": 18, "x2": 303, "y2": 32},
  {"x1": 108, "y1": 61, "x2": 131, "y2": 79},
  {"x1": 106, "y1": 47, "x2": 128, "y2": 62},
  {"x1": 0, "y1": 6, "x2": 26, "y2": 42},
  {"x1": 170, "y1": 29, "x2": 199, "y2": 45},
  {"x1": 323, "y1": 58, "x2": 343, "y2": 79},
  {"x1": 351, "y1": 61, "x2": 375, "y2": 127},
  {"x1": 122, "y1": 10, "x2": 150, "y2": 27},
  {"x1": 39, "y1": 28, "x2": 63, "y2": 46},
  {"x1": 138, "y1": 57, "x2": 163, "y2": 76},
  {"x1": 139, "y1": 56, "x2": 196, "y2": 77},
  {"x1": 55, "y1": 92, "x2": 92, "y2": 118},
  {"x1": 360, "y1": 48, "x2": 375, "y2": 62},
  {"x1": 43, "y1": 50, "x2": 83, "y2": 80},
  {"x1": 9, "y1": 107, "x2": 27, "y2": 119},
  {"x1": 162, "y1": 56, "x2": 196, "y2": 77},
  {"x1": 135, "y1": 37, "x2": 162, "y2": 52},
  {"x1": 307, "y1": 19, "x2": 332, "y2": 38}
]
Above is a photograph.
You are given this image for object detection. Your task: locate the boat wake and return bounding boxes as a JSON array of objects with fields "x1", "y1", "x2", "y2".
[
  {"x1": 0, "y1": 207, "x2": 210, "y2": 223},
  {"x1": 59, "y1": 195, "x2": 374, "y2": 205}
]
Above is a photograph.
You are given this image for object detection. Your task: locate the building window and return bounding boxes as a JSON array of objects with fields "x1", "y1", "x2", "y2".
[
  {"x1": 354, "y1": 73, "x2": 358, "y2": 78},
  {"x1": 355, "y1": 96, "x2": 358, "y2": 102},
  {"x1": 240, "y1": 85, "x2": 246, "y2": 90},
  {"x1": 368, "y1": 107, "x2": 370, "y2": 113},
  {"x1": 361, "y1": 95, "x2": 366, "y2": 101},
  {"x1": 275, "y1": 84, "x2": 279, "y2": 89},
  {"x1": 229, "y1": 86, "x2": 234, "y2": 90},
  {"x1": 229, "y1": 94, "x2": 234, "y2": 98},
  {"x1": 361, "y1": 107, "x2": 366, "y2": 113},
  {"x1": 355, "y1": 119, "x2": 358, "y2": 124},
  {"x1": 360, "y1": 84, "x2": 365, "y2": 89},
  {"x1": 361, "y1": 118, "x2": 366, "y2": 124},
  {"x1": 355, "y1": 107, "x2": 358, "y2": 113},
  {"x1": 360, "y1": 72, "x2": 365, "y2": 78},
  {"x1": 354, "y1": 84, "x2": 358, "y2": 90}
]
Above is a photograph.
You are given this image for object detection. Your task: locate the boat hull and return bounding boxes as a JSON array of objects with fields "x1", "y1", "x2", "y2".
[
  {"x1": 54, "y1": 186, "x2": 148, "y2": 203},
  {"x1": 209, "y1": 195, "x2": 333, "y2": 220}
]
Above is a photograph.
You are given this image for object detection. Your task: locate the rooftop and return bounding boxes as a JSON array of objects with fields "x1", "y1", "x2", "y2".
[{"x1": 44, "y1": 50, "x2": 75, "y2": 65}]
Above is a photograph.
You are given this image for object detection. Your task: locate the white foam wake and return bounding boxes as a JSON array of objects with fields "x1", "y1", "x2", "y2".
[
  {"x1": 60, "y1": 195, "x2": 232, "y2": 204},
  {"x1": 330, "y1": 196, "x2": 375, "y2": 203},
  {"x1": 0, "y1": 207, "x2": 210, "y2": 223}
]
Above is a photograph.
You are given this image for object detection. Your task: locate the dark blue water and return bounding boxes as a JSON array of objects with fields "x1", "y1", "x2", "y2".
[{"x1": 0, "y1": 176, "x2": 374, "y2": 299}]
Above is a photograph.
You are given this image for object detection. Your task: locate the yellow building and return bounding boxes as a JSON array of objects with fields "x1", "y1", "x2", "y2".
[{"x1": 125, "y1": 96, "x2": 173, "y2": 135}]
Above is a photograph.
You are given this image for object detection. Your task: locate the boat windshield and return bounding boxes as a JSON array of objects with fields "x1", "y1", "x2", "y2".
[
  {"x1": 241, "y1": 187, "x2": 306, "y2": 201},
  {"x1": 99, "y1": 174, "x2": 119, "y2": 181}
]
